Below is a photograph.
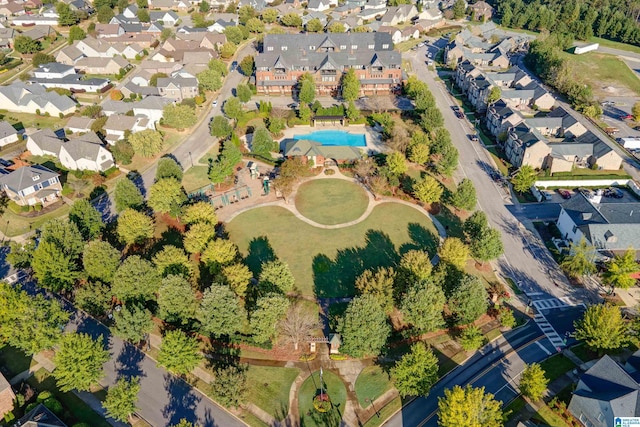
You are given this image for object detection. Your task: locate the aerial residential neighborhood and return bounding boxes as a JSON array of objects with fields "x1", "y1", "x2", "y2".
[{"x1": 1, "y1": 0, "x2": 640, "y2": 426}]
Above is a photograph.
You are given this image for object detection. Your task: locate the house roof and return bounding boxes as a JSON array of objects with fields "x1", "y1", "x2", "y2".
[
  {"x1": 95, "y1": 23, "x2": 121, "y2": 36},
  {"x1": 283, "y1": 139, "x2": 362, "y2": 160},
  {"x1": 17, "y1": 403, "x2": 67, "y2": 427},
  {"x1": 66, "y1": 116, "x2": 94, "y2": 131},
  {"x1": 0, "y1": 372, "x2": 10, "y2": 394},
  {"x1": 0, "y1": 121, "x2": 17, "y2": 139},
  {"x1": 156, "y1": 76, "x2": 198, "y2": 89},
  {"x1": 0, "y1": 164, "x2": 59, "y2": 193},
  {"x1": 34, "y1": 62, "x2": 74, "y2": 75},
  {"x1": 133, "y1": 96, "x2": 173, "y2": 111},
  {"x1": 22, "y1": 25, "x2": 53, "y2": 40},
  {"x1": 105, "y1": 114, "x2": 137, "y2": 131},
  {"x1": 28, "y1": 128, "x2": 62, "y2": 153},
  {"x1": 75, "y1": 56, "x2": 130, "y2": 69},
  {"x1": 63, "y1": 132, "x2": 105, "y2": 162},
  {"x1": 56, "y1": 45, "x2": 84, "y2": 62}
]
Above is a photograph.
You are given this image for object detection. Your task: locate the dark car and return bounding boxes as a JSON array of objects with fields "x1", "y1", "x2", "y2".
[
  {"x1": 468, "y1": 133, "x2": 478, "y2": 141},
  {"x1": 557, "y1": 189, "x2": 572, "y2": 199},
  {"x1": 452, "y1": 106, "x2": 464, "y2": 119},
  {"x1": 605, "y1": 187, "x2": 624, "y2": 198},
  {"x1": 287, "y1": 102, "x2": 299, "y2": 109}
]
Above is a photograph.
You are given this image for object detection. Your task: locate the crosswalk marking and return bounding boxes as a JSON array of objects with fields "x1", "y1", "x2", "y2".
[{"x1": 531, "y1": 297, "x2": 570, "y2": 348}]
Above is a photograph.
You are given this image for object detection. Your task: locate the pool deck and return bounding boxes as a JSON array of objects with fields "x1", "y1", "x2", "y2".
[{"x1": 279, "y1": 124, "x2": 386, "y2": 154}]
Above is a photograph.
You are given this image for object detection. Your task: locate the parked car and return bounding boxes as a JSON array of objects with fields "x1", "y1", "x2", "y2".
[
  {"x1": 604, "y1": 187, "x2": 624, "y2": 198},
  {"x1": 620, "y1": 114, "x2": 633, "y2": 120},
  {"x1": 287, "y1": 102, "x2": 298, "y2": 109},
  {"x1": 212, "y1": 99, "x2": 218, "y2": 107},
  {"x1": 452, "y1": 106, "x2": 464, "y2": 119},
  {"x1": 578, "y1": 187, "x2": 594, "y2": 199},
  {"x1": 557, "y1": 189, "x2": 572, "y2": 199},
  {"x1": 468, "y1": 133, "x2": 478, "y2": 142}
]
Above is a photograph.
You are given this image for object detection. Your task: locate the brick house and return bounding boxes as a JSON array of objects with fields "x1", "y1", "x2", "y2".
[{"x1": 255, "y1": 33, "x2": 402, "y2": 97}]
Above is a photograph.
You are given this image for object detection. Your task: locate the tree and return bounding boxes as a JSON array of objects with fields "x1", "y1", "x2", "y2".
[
  {"x1": 221, "y1": 263, "x2": 252, "y2": 298},
  {"x1": 184, "y1": 222, "x2": 215, "y2": 255},
  {"x1": 459, "y1": 325, "x2": 483, "y2": 350},
  {"x1": 117, "y1": 209, "x2": 154, "y2": 245},
  {"x1": 470, "y1": 227, "x2": 504, "y2": 264},
  {"x1": 510, "y1": 165, "x2": 537, "y2": 193},
  {"x1": 129, "y1": 129, "x2": 164, "y2": 157},
  {"x1": 337, "y1": 294, "x2": 390, "y2": 358},
  {"x1": 464, "y1": 211, "x2": 488, "y2": 241},
  {"x1": 439, "y1": 237, "x2": 470, "y2": 269},
  {"x1": 156, "y1": 157, "x2": 183, "y2": 182},
  {"x1": 386, "y1": 151, "x2": 408, "y2": 176},
  {"x1": 397, "y1": 250, "x2": 432, "y2": 290},
  {"x1": 519, "y1": 363, "x2": 548, "y2": 401},
  {"x1": 346, "y1": 101, "x2": 360, "y2": 121},
  {"x1": 633, "y1": 101, "x2": 640, "y2": 122},
  {"x1": 69, "y1": 199, "x2": 104, "y2": 240},
  {"x1": 261, "y1": 8, "x2": 277, "y2": 23},
  {"x1": 236, "y1": 84, "x2": 252, "y2": 103},
  {"x1": 149, "y1": 72, "x2": 168, "y2": 87},
  {"x1": 158, "y1": 275, "x2": 197, "y2": 324},
  {"x1": 182, "y1": 201, "x2": 217, "y2": 225},
  {"x1": 251, "y1": 127, "x2": 276, "y2": 158},
  {"x1": 83, "y1": 240, "x2": 120, "y2": 283},
  {"x1": 341, "y1": 68, "x2": 360, "y2": 102},
  {"x1": 574, "y1": 304, "x2": 628, "y2": 355},
  {"x1": 602, "y1": 248, "x2": 639, "y2": 290},
  {"x1": 250, "y1": 293, "x2": 290, "y2": 344},
  {"x1": 298, "y1": 73, "x2": 316, "y2": 105},
  {"x1": 75, "y1": 281, "x2": 112, "y2": 317},
  {"x1": 148, "y1": 178, "x2": 187, "y2": 217},
  {"x1": 328, "y1": 22, "x2": 346, "y2": 33},
  {"x1": 487, "y1": 87, "x2": 501, "y2": 105},
  {"x1": 171, "y1": 420, "x2": 200, "y2": 427},
  {"x1": 32, "y1": 241, "x2": 79, "y2": 292},
  {"x1": 401, "y1": 281, "x2": 445, "y2": 334},
  {"x1": 355, "y1": 267, "x2": 396, "y2": 313},
  {"x1": 57, "y1": 2, "x2": 78, "y2": 25},
  {"x1": 259, "y1": 259, "x2": 295, "y2": 294},
  {"x1": 103, "y1": 377, "x2": 140, "y2": 423},
  {"x1": 448, "y1": 275, "x2": 489, "y2": 325},
  {"x1": 114, "y1": 178, "x2": 144, "y2": 212},
  {"x1": 53, "y1": 333, "x2": 109, "y2": 392},
  {"x1": 197, "y1": 69, "x2": 223, "y2": 91},
  {"x1": 137, "y1": 8, "x2": 150, "y2": 22},
  {"x1": 391, "y1": 342, "x2": 439, "y2": 398},
  {"x1": 14, "y1": 35, "x2": 41, "y2": 54},
  {"x1": 420, "y1": 108, "x2": 444, "y2": 132},
  {"x1": 113, "y1": 255, "x2": 161, "y2": 302},
  {"x1": 408, "y1": 141, "x2": 430, "y2": 165},
  {"x1": 246, "y1": 17, "x2": 264, "y2": 33},
  {"x1": 163, "y1": 104, "x2": 197, "y2": 130},
  {"x1": 113, "y1": 303, "x2": 154, "y2": 343},
  {"x1": 438, "y1": 385, "x2": 503, "y2": 427},
  {"x1": 414, "y1": 176, "x2": 443, "y2": 204},
  {"x1": 158, "y1": 330, "x2": 201, "y2": 375},
  {"x1": 197, "y1": 285, "x2": 246, "y2": 337},
  {"x1": 32, "y1": 53, "x2": 55, "y2": 68},
  {"x1": 220, "y1": 41, "x2": 237, "y2": 59},
  {"x1": 153, "y1": 245, "x2": 193, "y2": 278},
  {"x1": 210, "y1": 116, "x2": 232, "y2": 139},
  {"x1": 239, "y1": 55, "x2": 255, "y2": 76},
  {"x1": 306, "y1": 18, "x2": 323, "y2": 32},
  {"x1": 277, "y1": 303, "x2": 321, "y2": 350},
  {"x1": 450, "y1": 179, "x2": 476, "y2": 211},
  {"x1": 280, "y1": 12, "x2": 302, "y2": 27},
  {"x1": 68, "y1": 25, "x2": 86, "y2": 43},
  {"x1": 161, "y1": 27, "x2": 174, "y2": 42},
  {"x1": 202, "y1": 239, "x2": 238, "y2": 269},
  {"x1": 97, "y1": 5, "x2": 115, "y2": 23},
  {"x1": 560, "y1": 238, "x2": 597, "y2": 279},
  {"x1": 210, "y1": 364, "x2": 247, "y2": 408},
  {"x1": 223, "y1": 97, "x2": 243, "y2": 122},
  {"x1": 452, "y1": 0, "x2": 466, "y2": 19},
  {"x1": 209, "y1": 140, "x2": 241, "y2": 185}
]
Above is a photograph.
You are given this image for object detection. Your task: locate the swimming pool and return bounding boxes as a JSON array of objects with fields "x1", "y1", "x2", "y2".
[{"x1": 293, "y1": 130, "x2": 366, "y2": 147}]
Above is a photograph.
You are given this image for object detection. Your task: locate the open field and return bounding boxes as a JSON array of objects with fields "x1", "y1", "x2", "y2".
[
  {"x1": 560, "y1": 51, "x2": 640, "y2": 97},
  {"x1": 226, "y1": 204, "x2": 439, "y2": 297},
  {"x1": 295, "y1": 179, "x2": 369, "y2": 225},
  {"x1": 355, "y1": 366, "x2": 393, "y2": 408}
]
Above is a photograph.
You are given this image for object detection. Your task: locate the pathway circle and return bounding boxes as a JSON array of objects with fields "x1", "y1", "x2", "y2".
[
  {"x1": 295, "y1": 179, "x2": 370, "y2": 226},
  {"x1": 298, "y1": 370, "x2": 347, "y2": 427}
]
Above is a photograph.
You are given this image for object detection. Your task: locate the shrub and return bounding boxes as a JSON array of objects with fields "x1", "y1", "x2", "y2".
[
  {"x1": 25, "y1": 403, "x2": 38, "y2": 412},
  {"x1": 329, "y1": 353, "x2": 348, "y2": 360},
  {"x1": 36, "y1": 391, "x2": 53, "y2": 403},
  {"x1": 59, "y1": 113, "x2": 64, "y2": 119},
  {"x1": 459, "y1": 326, "x2": 484, "y2": 351},
  {"x1": 299, "y1": 353, "x2": 317, "y2": 361},
  {"x1": 34, "y1": 203, "x2": 43, "y2": 212},
  {"x1": 313, "y1": 394, "x2": 331, "y2": 412},
  {"x1": 43, "y1": 397, "x2": 63, "y2": 415},
  {"x1": 498, "y1": 307, "x2": 516, "y2": 328},
  {"x1": 62, "y1": 183, "x2": 73, "y2": 196},
  {"x1": 324, "y1": 169, "x2": 335, "y2": 175}
]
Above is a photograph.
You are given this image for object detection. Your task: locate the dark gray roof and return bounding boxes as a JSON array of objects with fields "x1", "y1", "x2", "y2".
[
  {"x1": 0, "y1": 121, "x2": 17, "y2": 139},
  {"x1": 17, "y1": 403, "x2": 67, "y2": 427},
  {"x1": 0, "y1": 165, "x2": 59, "y2": 193},
  {"x1": 560, "y1": 193, "x2": 608, "y2": 227},
  {"x1": 510, "y1": 123, "x2": 544, "y2": 148},
  {"x1": 35, "y1": 62, "x2": 74, "y2": 75},
  {"x1": 63, "y1": 132, "x2": 105, "y2": 161},
  {"x1": 283, "y1": 138, "x2": 362, "y2": 160}
]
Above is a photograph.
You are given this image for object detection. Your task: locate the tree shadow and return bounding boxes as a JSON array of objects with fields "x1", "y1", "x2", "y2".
[
  {"x1": 401, "y1": 222, "x2": 439, "y2": 256},
  {"x1": 203, "y1": 338, "x2": 241, "y2": 371},
  {"x1": 244, "y1": 236, "x2": 277, "y2": 277},
  {"x1": 114, "y1": 342, "x2": 146, "y2": 380},
  {"x1": 162, "y1": 373, "x2": 202, "y2": 427},
  {"x1": 0, "y1": 246, "x2": 11, "y2": 279},
  {"x1": 127, "y1": 171, "x2": 147, "y2": 197}
]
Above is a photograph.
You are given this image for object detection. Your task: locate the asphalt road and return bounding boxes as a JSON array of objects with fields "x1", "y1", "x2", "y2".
[{"x1": 15, "y1": 276, "x2": 244, "y2": 427}]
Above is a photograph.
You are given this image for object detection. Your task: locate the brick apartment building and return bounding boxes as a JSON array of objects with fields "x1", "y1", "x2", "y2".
[{"x1": 255, "y1": 33, "x2": 403, "y2": 96}]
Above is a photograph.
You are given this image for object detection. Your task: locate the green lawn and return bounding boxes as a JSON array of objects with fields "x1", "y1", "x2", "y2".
[
  {"x1": 295, "y1": 179, "x2": 369, "y2": 225},
  {"x1": 363, "y1": 396, "x2": 402, "y2": 427},
  {"x1": 182, "y1": 166, "x2": 211, "y2": 193},
  {"x1": 0, "y1": 344, "x2": 33, "y2": 377},
  {"x1": 245, "y1": 365, "x2": 300, "y2": 421},
  {"x1": 504, "y1": 397, "x2": 527, "y2": 420},
  {"x1": 570, "y1": 343, "x2": 599, "y2": 363},
  {"x1": 539, "y1": 354, "x2": 576, "y2": 382},
  {"x1": 1, "y1": 203, "x2": 71, "y2": 237},
  {"x1": 0, "y1": 110, "x2": 68, "y2": 130},
  {"x1": 485, "y1": 146, "x2": 511, "y2": 177},
  {"x1": 26, "y1": 368, "x2": 112, "y2": 427},
  {"x1": 298, "y1": 370, "x2": 347, "y2": 427},
  {"x1": 226, "y1": 204, "x2": 439, "y2": 298},
  {"x1": 560, "y1": 51, "x2": 640, "y2": 97},
  {"x1": 354, "y1": 366, "x2": 393, "y2": 408},
  {"x1": 533, "y1": 404, "x2": 570, "y2": 427}
]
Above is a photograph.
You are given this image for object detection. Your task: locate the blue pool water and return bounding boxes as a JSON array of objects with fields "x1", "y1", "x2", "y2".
[{"x1": 293, "y1": 130, "x2": 366, "y2": 147}]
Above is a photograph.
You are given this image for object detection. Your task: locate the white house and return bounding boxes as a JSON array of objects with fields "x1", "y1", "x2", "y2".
[
  {"x1": 27, "y1": 129, "x2": 114, "y2": 172},
  {"x1": 0, "y1": 82, "x2": 76, "y2": 116},
  {"x1": 0, "y1": 121, "x2": 18, "y2": 147},
  {"x1": 132, "y1": 96, "x2": 174, "y2": 125},
  {"x1": 307, "y1": 0, "x2": 332, "y2": 11},
  {"x1": 29, "y1": 62, "x2": 111, "y2": 92},
  {"x1": 103, "y1": 114, "x2": 150, "y2": 144}
]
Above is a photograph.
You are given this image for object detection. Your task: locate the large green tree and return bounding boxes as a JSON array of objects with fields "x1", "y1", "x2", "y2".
[
  {"x1": 197, "y1": 68, "x2": 223, "y2": 91},
  {"x1": 602, "y1": 248, "x2": 639, "y2": 290},
  {"x1": 56, "y1": 2, "x2": 79, "y2": 25},
  {"x1": 223, "y1": 97, "x2": 243, "y2": 122},
  {"x1": 113, "y1": 303, "x2": 154, "y2": 343},
  {"x1": 438, "y1": 237, "x2": 470, "y2": 269},
  {"x1": 341, "y1": 68, "x2": 360, "y2": 102},
  {"x1": 470, "y1": 227, "x2": 504, "y2": 264},
  {"x1": 259, "y1": 260, "x2": 295, "y2": 294},
  {"x1": 158, "y1": 330, "x2": 202, "y2": 375},
  {"x1": 83, "y1": 240, "x2": 121, "y2": 283},
  {"x1": 148, "y1": 178, "x2": 187, "y2": 217},
  {"x1": 574, "y1": 303, "x2": 629, "y2": 355},
  {"x1": 113, "y1": 255, "x2": 161, "y2": 303},
  {"x1": 162, "y1": 104, "x2": 197, "y2": 130},
  {"x1": 414, "y1": 175, "x2": 443, "y2": 204},
  {"x1": 298, "y1": 73, "x2": 316, "y2": 105},
  {"x1": 438, "y1": 385, "x2": 503, "y2": 427},
  {"x1": 197, "y1": 285, "x2": 246, "y2": 337},
  {"x1": 337, "y1": 294, "x2": 390, "y2": 358},
  {"x1": 354, "y1": 267, "x2": 396, "y2": 313},
  {"x1": 510, "y1": 165, "x2": 537, "y2": 193},
  {"x1": 519, "y1": 363, "x2": 548, "y2": 402},
  {"x1": 14, "y1": 36, "x2": 41, "y2": 54},
  {"x1": 53, "y1": 332, "x2": 109, "y2": 392},
  {"x1": 201, "y1": 239, "x2": 238, "y2": 269},
  {"x1": 250, "y1": 293, "x2": 290, "y2": 344},
  {"x1": 560, "y1": 237, "x2": 597, "y2": 279},
  {"x1": 129, "y1": 130, "x2": 164, "y2": 157},
  {"x1": 114, "y1": 178, "x2": 144, "y2": 212},
  {"x1": 117, "y1": 209, "x2": 154, "y2": 246},
  {"x1": 182, "y1": 201, "x2": 218, "y2": 225},
  {"x1": 450, "y1": 179, "x2": 477, "y2": 211},
  {"x1": 401, "y1": 281, "x2": 445, "y2": 334},
  {"x1": 156, "y1": 157, "x2": 183, "y2": 182},
  {"x1": 448, "y1": 275, "x2": 488, "y2": 325},
  {"x1": 210, "y1": 116, "x2": 233, "y2": 139},
  {"x1": 69, "y1": 199, "x2": 104, "y2": 240},
  {"x1": 391, "y1": 342, "x2": 439, "y2": 398},
  {"x1": 251, "y1": 127, "x2": 277, "y2": 158},
  {"x1": 31, "y1": 240, "x2": 79, "y2": 292},
  {"x1": 157, "y1": 275, "x2": 197, "y2": 324},
  {"x1": 184, "y1": 222, "x2": 215, "y2": 255},
  {"x1": 103, "y1": 377, "x2": 140, "y2": 423},
  {"x1": 153, "y1": 245, "x2": 193, "y2": 278},
  {"x1": 75, "y1": 281, "x2": 112, "y2": 317}
]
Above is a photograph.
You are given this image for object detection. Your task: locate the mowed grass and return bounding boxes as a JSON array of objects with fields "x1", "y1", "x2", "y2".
[
  {"x1": 560, "y1": 51, "x2": 640, "y2": 97},
  {"x1": 226, "y1": 204, "x2": 439, "y2": 298},
  {"x1": 182, "y1": 165, "x2": 211, "y2": 193},
  {"x1": 355, "y1": 366, "x2": 393, "y2": 408},
  {"x1": 533, "y1": 404, "x2": 569, "y2": 427},
  {"x1": 539, "y1": 354, "x2": 576, "y2": 382},
  {"x1": 245, "y1": 366, "x2": 300, "y2": 421},
  {"x1": 298, "y1": 370, "x2": 347, "y2": 427},
  {"x1": 295, "y1": 179, "x2": 369, "y2": 225},
  {"x1": 0, "y1": 344, "x2": 33, "y2": 377}
]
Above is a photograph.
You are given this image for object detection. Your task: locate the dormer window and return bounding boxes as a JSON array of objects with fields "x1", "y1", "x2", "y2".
[
  {"x1": 32, "y1": 175, "x2": 40, "y2": 181},
  {"x1": 267, "y1": 46, "x2": 274, "y2": 51},
  {"x1": 309, "y1": 46, "x2": 316, "y2": 50},
  {"x1": 382, "y1": 43, "x2": 389, "y2": 49},
  {"x1": 351, "y1": 45, "x2": 357, "y2": 49},
  {"x1": 340, "y1": 45, "x2": 346, "y2": 49},
  {"x1": 368, "y1": 44, "x2": 374, "y2": 49}
]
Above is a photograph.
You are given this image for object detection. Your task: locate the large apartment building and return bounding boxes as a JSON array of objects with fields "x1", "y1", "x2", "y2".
[{"x1": 255, "y1": 33, "x2": 402, "y2": 96}]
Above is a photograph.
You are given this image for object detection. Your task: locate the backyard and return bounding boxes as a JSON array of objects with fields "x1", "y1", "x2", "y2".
[
  {"x1": 226, "y1": 203, "x2": 440, "y2": 298},
  {"x1": 295, "y1": 179, "x2": 370, "y2": 225}
]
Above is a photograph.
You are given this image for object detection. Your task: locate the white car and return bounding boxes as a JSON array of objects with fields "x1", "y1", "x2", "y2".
[{"x1": 212, "y1": 100, "x2": 218, "y2": 107}]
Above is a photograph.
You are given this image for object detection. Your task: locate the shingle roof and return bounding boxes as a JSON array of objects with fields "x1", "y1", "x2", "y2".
[
  {"x1": 283, "y1": 139, "x2": 362, "y2": 160},
  {"x1": 63, "y1": 132, "x2": 104, "y2": 161},
  {"x1": 28, "y1": 128, "x2": 62, "y2": 153},
  {"x1": 66, "y1": 116, "x2": 94, "y2": 131},
  {"x1": 0, "y1": 121, "x2": 17, "y2": 139},
  {"x1": 17, "y1": 403, "x2": 67, "y2": 427},
  {"x1": 0, "y1": 164, "x2": 58, "y2": 193}
]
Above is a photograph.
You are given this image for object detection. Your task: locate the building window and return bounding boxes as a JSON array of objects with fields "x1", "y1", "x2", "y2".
[
  {"x1": 322, "y1": 76, "x2": 335, "y2": 82},
  {"x1": 281, "y1": 46, "x2": 287, "y2": 51},
  {"x1": 267, "y1": 46, "x2": 273, "y2": 51},
  {"x1": 351, "y1": 45, "x2": 357, "y2": 49},
  {"x1": 382, "y1": 43, "x2": 389, "y2": 49},
  {"x1": 264, "y1": 76, "x2": 270, "y2": 80},
  {"x1": 368, "y1": 44, "x2": 374, "y2": 49},
  {"x1": 309, "y1": 45, "x2": 316, "y2": 50},
  {"x1": 340, "y1": 45, "x2": 346, "y2": 49}
]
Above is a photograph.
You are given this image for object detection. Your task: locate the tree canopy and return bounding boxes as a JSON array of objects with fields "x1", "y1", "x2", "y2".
[
  {"x1": 157, "y1": 275, "x2": 197, "y2": 324},
  {"x1": 401, "y1": 281, "x2": 445, "y2": 334},
  {"x1": 197, "y1": 285, "x2": 246, "y2": 337},
  {"x1": 602, "y1": 248, "x2": 639, "y2": 290},
  {"x1": 438, "y1": 385, "x2": 503, "y2": 427},
  {"x1": 114, "y1": 178, "x2": 144, "y2": 212},
  {"x1": 117, "y1": 209, "x2": 154, "y2": 245},
  {"x1": 391, "y1": 342, "x2": 439, "y2": 398},
  {"x1": 519, "y1": 363, "x2": 548, "y2": 401},
  {"x1": 250, "y1": 293, "x2": 290, "y2": 344},
  {"x1": 337, "y1": 294, "x2": 390, "y2": 358},
  {"x1": 113, "y1": 255, "x2": 161, "y2": 303},
  {"x1": 69, "y1": 199, "x2": 104, "y2": 241},
  {"x1": 574, "y1": 303, "x2": 629, "y2": 355},
  {"x1": 148, "y1": 178, "x2": 187, "y2": 217},
  {"x1": 53, "y1": 332, "x2": 109, "y2": 392},
  {"x1": 103, "y1": 377, "x2": 140, "y2": 423},
  {"x1": 448, "y1": 274, "x2": 488, "y2": 325},
  {"x1": 83, "y1": 240, "x2": 121, "y2": 283},
  {"x1": 158, "y1": 330, "x2": 202, "y2": 375}
]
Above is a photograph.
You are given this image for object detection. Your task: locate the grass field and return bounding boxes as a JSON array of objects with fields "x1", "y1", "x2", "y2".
[
  {"x1": 355, "y1": 366, "x2": 393, "y2": 408},
  {"x1": 295, "y1": 180, "x2": 369, "y2": 225},
  {"x1": 298, "y1": 370, "x2": 347, "y2": 427},
  {"x1": 1, "y1": 203, "x2": 71, "y2": 237},
  {"x1": 0, "y1": 111, "x2": 69, "y2": 130},
  {"x1": 245, "y1": 366, "x2": 300, "y2": 421},
  {"x1": 182, "y1": 166, "x2": 211, "y2": 193},
  {"x1": 226, "y1": 204, "x2": 439, "y2": 297},
  {"x1": 0, "y1": 344, "x2": 33, "y2": 378},
  {"x1": 539, "y1": 354, "x2": 576, "y2": 382},
  {"x1": 560, "y1": 51, "x2": 640, "y2": 97},
  {"x1": 533, "y1": 404, "x2": 570, "y2": 427}
]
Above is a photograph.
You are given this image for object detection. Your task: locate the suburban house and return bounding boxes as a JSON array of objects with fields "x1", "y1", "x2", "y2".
[
  {"x1": 0, "y1": 373, "x2": 15, "y2": 421},
  {"x1": 104, "y1": 114, "x2": 150, "y2": 144},
  {"x1": 283, "y1": 139, "x2": 362, "y2": 164},
  {"x1": 556, "y1": 193, "x2": 640, "y2": 255},
  {"x1": 22, "y1": 25, "x2": 56, "y2": 42},
  {"x1": 12, "y1": 15, "x2": 59, "y2": 26},
  {"x1": 307, "y1": 0, "x2": 335, "y2": 12},
  {"x1": 0, "y1": 1, "x2": 24, "y2": 17},
  {"x1": 255, "y1": 33, "x2": 403, "y2": 96},
  {"x1": 0, "y1": 165, "x2": 62, "y2": 207},
  {"x1": 66, "y1": 116, "x2": 95, "y2": 133},
  {"x1": 74, "y1": 56, "x2": 131, "y2": 75},
  {"x1": 28, "y1": 62, "x2": 111, "y2": 92},
  {"x1": 156, "y1": 76, "x2": 198, "y2": 101},
  {"x1": 72, "y1": 38, "x2": 145, "y2": 59},
  {"x1": 149, "y1": 10, "x2": 179, "y2": 25},
  {"x1": 16, "y1": 403, "x2": 68, "y2": 427},
  {"x1": 0, "y1": 81, "x2": 76, "y2": 116},
  {"x1": 379, "y1": 4, "x2": 417, "y2": 26},
  {"x1": 0, "y1": 27, "x2": 15, "y2": 49},
  {"x1": 55, "y1": 45, "x2": 85, "y2": 65},
  {"x1": 95, "y1": 23, "x2": 125, "y2": 38},
  {"x1": 469, "y1": 0, "x2": 494, "y2": 20},
  {"x1": 569, "y1": 354, "x2": 640, "y2": 426},
  {"x1": 27, "y1": 129, "x2": 115, "y2": 172},
  {"x1": 0, "y1": 121, "x2": 18, "y2": 147}
]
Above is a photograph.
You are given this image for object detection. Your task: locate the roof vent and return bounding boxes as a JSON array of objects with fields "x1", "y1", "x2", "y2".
[{"x1": 581, "y1": 213, "x2": 592, "y2": 221}]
